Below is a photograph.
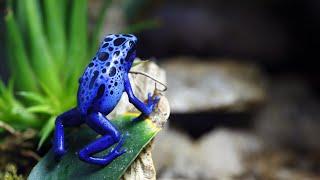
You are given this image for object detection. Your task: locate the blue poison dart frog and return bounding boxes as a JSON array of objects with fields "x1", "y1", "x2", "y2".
[{"x1": 53, "y1": 34, "x2": 160, "y2": 166}]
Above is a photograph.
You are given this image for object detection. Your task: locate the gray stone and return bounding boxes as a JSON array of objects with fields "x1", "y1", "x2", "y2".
[
  {"x1": 153, "y1": 128, "x2": 263, "y2": 179},
  {"x1": 162, "y1": 58, "x2": 266, "y2": 113},
  {"x1": 107, "y1": 60, "x2": 169, "y2": 180}
]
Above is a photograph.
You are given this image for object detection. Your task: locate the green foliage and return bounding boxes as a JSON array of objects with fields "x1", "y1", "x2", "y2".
[
  {"x1": 1, "y1": 0, "x2": 113, "y2": 147},
  {"x1": 28, "y1": 113, "x2": 160, "y2": 180},
  {"x1": 0, "y1": 80, "x2": 40, "y2": 130},
  {"x1": 2, "y1": 0, "x2": 106, "y2": 147},
  {"x1": 1, "y1": 0, "x2": 159, "y2": 149}
]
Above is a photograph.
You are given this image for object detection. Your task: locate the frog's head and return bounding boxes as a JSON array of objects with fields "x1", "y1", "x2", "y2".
[{"x1": 97, "y1": 34, "x2": 137, "y2": 73}]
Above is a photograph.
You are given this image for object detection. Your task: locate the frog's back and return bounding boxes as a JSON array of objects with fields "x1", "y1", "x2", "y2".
[
  {"x1": 77, "y1": 34, "x2": 134, "y2": 115},
  {"x1": 77, "y1": 67, "x2": 124, "y2": 115}
]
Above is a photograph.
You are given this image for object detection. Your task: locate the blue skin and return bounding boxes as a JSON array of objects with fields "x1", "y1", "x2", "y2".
[{"x1": 53, "y1": 34, "x2": 160, "y2": 166}]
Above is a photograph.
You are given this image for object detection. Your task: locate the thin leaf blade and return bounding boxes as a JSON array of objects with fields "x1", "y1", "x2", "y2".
[
  {"x1": 44, "y1": 0, "x2": 67, "y2": 69},
  {"x1": 5, "y1": 10, "x2": 38, "y2": 91},
  {"x1": 24, "y1": 0, "x2": 61, "y2": 93},
  {"x1": 18, "y1": 91, "x2": 47, "y2": 104},
  {"x1": 66, "y1": 0, "x2": 88, "y2": 76},
  {"x1": 38, "y1": 116, "x2": 56, "y2": 149}
]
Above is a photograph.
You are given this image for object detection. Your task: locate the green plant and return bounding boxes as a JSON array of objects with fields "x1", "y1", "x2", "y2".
[
  {"x1": 0, "y1": 80, "x2": 39, "y2": 131},
  {"x1": 1, "y1": 0, "x2": 158, "y2": 148},
  {"x1": 1, "y1": 0, "x2": 115, "y2": 148}
]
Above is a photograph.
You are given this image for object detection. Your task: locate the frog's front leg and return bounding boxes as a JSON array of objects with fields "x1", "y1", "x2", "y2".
[
  {"x1": 54, "y1": 108, "x2": 84, "y2": 159},
  {"x1": 78, "y1": 112, "x2": 126, "y2": 166},
  {"x1": 124, "y1": 74, "x2": 160, "y2": 122}
]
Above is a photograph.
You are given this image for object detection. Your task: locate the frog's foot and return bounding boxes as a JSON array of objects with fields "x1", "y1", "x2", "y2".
[
  {"x1": 78, "y1": 134, "x2": 126, "y2": 166},
  {"x1": 132, "y1": 93, "x2": 160, "y2": 122},
  {"x1": 146, "y1": 93, "x2": 160, "y2": 114},
  {"x1": 109, "y1": 135, "x2": 127, "y2": 157},
  {"x1": 54, "y1": 148, "x2": 67, "y2": 160},
  {"x1": 78, "y1": 112, "x2": 126, "y2": 166}
]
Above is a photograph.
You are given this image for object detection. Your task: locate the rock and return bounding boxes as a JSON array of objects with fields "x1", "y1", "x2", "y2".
[
  {"x1": 107, "y1": 60, "x2": 169, "y2": 180},
  {"x1": 153, "y1": 128, "x2": 263, "y2": 179},
  {"x1": 196, "y1": 129, "x2": 262, "y2": 179},
  {"x1": 153, "y1": 129, "x2": 196, "y2": 179},
  {"x1": 255, "y1": 77, "x2": 320, "y2": 150},
  {"x1": 162, "y1": 58, "x2": 266, "y2": 113},
  {"x1": 121, "y1": 143, "x2": 156, "y2": 180}
]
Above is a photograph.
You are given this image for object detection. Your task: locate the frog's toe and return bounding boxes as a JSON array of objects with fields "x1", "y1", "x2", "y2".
[
  {"x1": 154, "y1": 96, "x2": 160, "y2": 104},
  {"x1": 54, "y1": 149, "x2": 67, "y2": 160},
  {"x1": 111, "y1": 136, "x2": 126, "y2": 155},
  {"x1": 132, "y1": 114, "x2": 146, "y2": 122}
]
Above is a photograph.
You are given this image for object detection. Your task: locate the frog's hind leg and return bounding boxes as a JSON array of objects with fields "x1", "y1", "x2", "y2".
[
  {"x1": 54, "y1": 108, "x2": 84, "y2": 159},
  {"x1": 78, "y1": 112, "x2": 126, "y2": 166}
]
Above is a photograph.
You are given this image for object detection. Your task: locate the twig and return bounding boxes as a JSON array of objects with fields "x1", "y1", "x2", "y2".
[
  {"x1": 129, "y1": 71, "x2": 168, "y2": 92},
  {"x1": 0, "y1": 120, "x2": 20, "y2": 136},
  {"x1": 21, "y1": 150, "x2": 41, "y2": 161}
]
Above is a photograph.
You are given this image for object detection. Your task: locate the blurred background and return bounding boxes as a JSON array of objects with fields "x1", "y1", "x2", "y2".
[{"x1": 1, "y1": 0, "x2": 320, "y2": 179}]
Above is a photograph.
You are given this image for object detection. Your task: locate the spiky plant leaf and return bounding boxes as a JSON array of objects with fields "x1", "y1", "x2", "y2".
[
  {"x1": 0, "y1": 81, "x2": 41, "y2": 129},
  {"x1": 5, "y1": 10, "x2": 38, "y2": 91},
  {"x1": 27, "y1": 105, "x2": 53, "y2": 114},
  {"x1": 24, "y1": 0, "x2": 61, "y2": 93},
  {"x1": 17, "y1": 91, "x2": 47, "y2": 104},
  {"x1": 38, "y1": 116, "x2": 56, "y2": 149},
  {"x1": 44, "y1": 0, "x2": 67, "y2": 69},
  {"x1": 65, "y1": 0, "x2": 88, "y2": 93}
]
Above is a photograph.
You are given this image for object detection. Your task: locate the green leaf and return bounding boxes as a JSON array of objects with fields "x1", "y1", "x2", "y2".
[
  {"x1": 18, "y1": 91, "x2": 47, "y2": 104},
  {"x1": 38, "y1": 116, "x2": 56, "y2": 149},
  {"x1": 66, "y1": 0, "x2": 88, "y2": 78},
  {"x1": 27, "y1": 105, "x2": 53, "y2": 114},
  {"x1": 16, "y1": 0, "x2": 27, "y2": 37},
  {"x1": 0, "y1": 80, "x2": 19, "y2": 106},
  {"x1": 39, "y1": 81, "x2": 60, "y2": 111},
  {"x1": 5, "y1": 10, "x2": 38, "y2": 91},
  {"x1": 0, "y1": 81, "x2": 41, "y2": 130},
  {"x1": 29, "y1": 113, "x2": 161, "y2": 180},
  {"x1": 24, "y1": 0, "x2": 61, "y2": 93},
  {"x1": 44, "y1": 0, "x2": 67, "y2": 69},
  {"x1": 64, "y1": 0, "x2": 89, "y2": 95},
  {"x1": 0, "y1": 80, "x2": 13, "y2": 104}
]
